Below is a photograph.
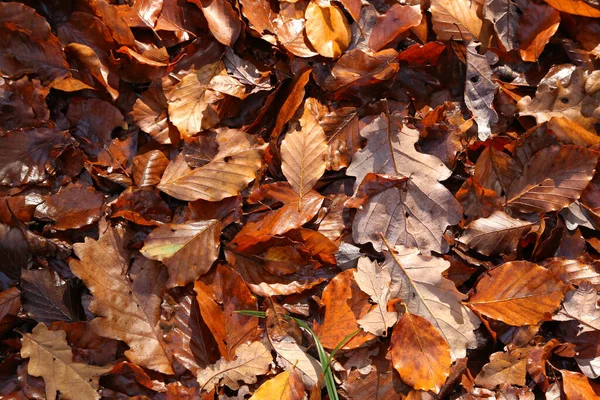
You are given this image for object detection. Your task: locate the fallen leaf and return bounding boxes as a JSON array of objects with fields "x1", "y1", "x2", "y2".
[
  {"x1": 34, "y1": 184, "x2": 104, "y2": 230},
  {"x1": 543, "y1": 0, "x2": 600, "y2": 17},
  {"x1": 0, "y1": 286, "x2": 21, "y2": 336},
  {"x1": 197, "y1": 340, "x2": 272, "y2": 391},
  {"x1": 157, "y1": 129, "x2": 266, "y2": 201},
  {"x1": 474, "y1": 349, "x2": 528, "y2": 389},
  {"x1": 560, "y1": 369, "x2": 600, "y2": 399},
  {"x1": 389, "y1": 312, "x2": 451, "y2": 394},
  {"x1": 249, "y1": 370, "x2": 305, "y2": 400},
  {"x1": 504, "y1": 145, "x2": 599, "y2": 213},
  {"x1": 304, "y1": 1, "x2": 351, "y2": 58},
  {"x1": 354, "y1": 257, "x2": 398, "y2": 336},
  {"x1": 517, "y1": 1, "x2": 560, "y2": 62},
  {"x1": 368, "y1": 5, "x2": 422, "y2": 52},
  {"x1": 70, "y1": 225, "x2": 174, "y2": 374},
  {"x1": 20, "y1": 323, "x2": 110, "y2": 400},
  {"x1": 544, "y1": 257, "x2": 600, "y2": 289},
  {"x1": 141, "y1": 220, "x2": 221, "y2": 288},
  {"x1": 468, "y1": 261, "x2": 567, "y2": 326},
  {"x1": 430, "y1": 0, "x2": 483, "y2": 41},
  {"x1": 281, "y1": 100, "x2": 328, "y2": 208},
  {"x1": 132, "y1": 150, "x2": 169, "y2": 187},
  {"x1": 192, "y1": 0, "x2": 241, "y2": 46},
  {"x1": 274, "y1": 1, "x2": 319, "y2": 58},
  {"x1": 383, "y1": 244, "x2": 480, "y2": 359},
  {"x1": 131, "y1": 86, "x2": 173, "y2": 144},
  {"x1": 458, "y1": 211, "x2": 537, "y2": 256},
  {"x1": 21, "y1": 268, "x2": 78, "y2": 324},
  {"x1": 484, "y1": 0, "x2": 520, "y2": 51},
  {"x1": 554, "y1": 281, "x2": 600, "y2": 331}
]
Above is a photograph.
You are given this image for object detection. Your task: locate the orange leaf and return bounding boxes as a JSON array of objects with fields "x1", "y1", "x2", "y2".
[
  {"x1": 517, "y1": 2, "x2": 560, "y2": 62},
  {"x1": 305, "y1": 1, "x2": 351, "y2": 58},
  {"x1": 543, "y1": 0, "x2": 600, "y2": 17}
]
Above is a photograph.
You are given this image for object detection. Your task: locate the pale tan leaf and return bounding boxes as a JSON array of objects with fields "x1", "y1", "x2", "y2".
[
  {"x1": 275, "y1": 1, "x2": 319, "y2": 58},
  {"x1": 505, "y1": 145, "x2": 599, "y2": 213},
  {"x1": 347, "y1": 112, "x2": 452, "y2": 188},
  {"x1": 271, "y1": 337, "x2": 322, "y2": 389},
  {"x1": 70, "y1": 225, "x2": 173, "y2": 374},
  {"x1": 468, "y1": 261, "x2": 567, "y2": 326},
  {"x1": 140, "y1": 220, "x2": 221, "y2": 288},
  {"x1": 354, "y1": 257, "x2": 398, "y2": 336},
  {"x1": 430, "y1": 0, "x2": 483, "y2": 41},
  {"x1": 167, "y1": 62, "x2": 223, "y2": 137},
  {"x1": 554, "y1": 281, "x2": 600, "y2": 331},
  {"x1": 249, "y1": 370, "x2": 306, "y2": 400},
  {"x1": 157, "y1": 128, "x2": 266, "y2": 202},
  {"x1": 305, "y1": 1, "x2": 351, "y2": 58},
  {"x1": 544, "y1": 257, "x2": 600, "y2": 289},
  {"x1": 474, "y1": 349, "x2": 528, "y2": 389},
  {"x1": 20, "y1": 323, "x2": 111, "y2": 400},
  {"x1": 197, "y1": 341, "x2": 272, "y2": 391},
  {"x1": 389, "y1": 312, "x2": 451, "y2": 394},
  {"x1": 383, "y1": 244, "x2": 480, "y2": 359},
  {"x1": 458, "y1": 211, "x2": 537, "y2": 256},
  {"x1": 281, "y1": 101, "x2": 328, "y2": 207}
]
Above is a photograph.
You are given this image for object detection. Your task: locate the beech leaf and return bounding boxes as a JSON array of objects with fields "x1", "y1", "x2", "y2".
[
  {"x1": 304, "y1": 1, "x2": 351, "y2": 58},
  {"x1": 249, "y1": 370, "x2": 305, "y2": 400}
]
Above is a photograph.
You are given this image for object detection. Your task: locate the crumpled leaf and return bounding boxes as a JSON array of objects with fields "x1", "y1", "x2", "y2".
[
  {"x1": 505, "y1": 145, "x2": 599, "y2": 213},
  {"x1": 518, "y1": 67, "x2": 600, "y2": 132},
  {"x1": 465, "y1": 42, "x2": 499, "y2": 141},
  {"x1": 304, "y1": 1, "x2": 351, "y2": 58},
  {"x1": 389, "y1": 312, "x2": 451, "y2": 394},
  {"x1": 167, "y1": 61, "x2": 224, "y2": 137},
  {"x1": 354, "y1": 257, "x2": 398, "y2": 336},
  {"x1": 141, "y1": 220, "x2": 221, "y2": 288},
  {"x1": 281, "y1": 100, "x2": 328, "y2": 208},
  {"x1": 249, "y1": 370, "x2": 305, "y2": 400},
  {"x1": 468, "y1": 261, "x2": 567, "y2": 326},
  {"x1": 430, "y1": 0, "x2": 483, "y2": 41},
  {"x1": 70, "y1": 225, "x2": 174, "y2": 374},
  {"x1": 474, "y1": 349, "x2": 528, "y2": 389},
  {"x1": 197, "y1": 340, "x2": 272, "y2": 391},
  {"x1": 20, "y1": 323, "x2": 111, "y2": 400},
  {"x1": 458, "y1": 211, "x2": 537, "y2": 256},
  {"x1": 157, "y1": 128, "x2": 266, "y2": 201},
  {"x1": 352, "y1": 178, "x2": 462, "y2": 254},
  {"x1": 347, "y1": 112, "x2": 452, "y2": 186}
]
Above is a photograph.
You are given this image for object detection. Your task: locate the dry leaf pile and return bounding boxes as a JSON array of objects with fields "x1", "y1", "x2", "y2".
[{"x1": 2, "y1": 0, "x2": 600, "y2": 398}]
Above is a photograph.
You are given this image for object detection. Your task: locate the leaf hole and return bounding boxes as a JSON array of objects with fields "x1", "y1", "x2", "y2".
[
  {"x1": 560, "y1": 97, "x2": 569, "y2": 104},
  {"x1": 470, "y1": 76, "x2": 480, "y2": 83}
]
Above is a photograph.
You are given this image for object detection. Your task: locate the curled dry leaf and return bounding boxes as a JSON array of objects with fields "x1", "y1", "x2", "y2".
[
  {"x1": 468, "y1": 261, "x2": 567, "y2": 326},
  {"x1": 197, "y1": 340, "x2": 272, "y2": 391},
  {"x1": 131, "y1": 86, "x2": 172, "y2": 144},
  {"x1": 314, "y1": 269, "x2": 376, "y2": 350},
  {"x1": 504, "y1": 145, "x2": 599, "y2": 213},
  {"x1": 474, "y1": 349, "x2": 528, "y2": 389},
  {"x1": 389, "y1": 312, "x2": 451, "y2": 394},
  {"x1": 383, "y1": 244, "x2": 480, "y2": 359},
  {"x1": 140, "y1": 220, "x2": 221, "y2": 288},
  {"x1": 458, "y1": 211, "x2": 537, "y2": 256},
  {"x1": 70, "y1": 225, "x2": 174, "y2": 374},
  {"x1": 20, "y1": 323, "x2": 111, "y2": 400},
  {"x1": 249, "y1": 370, "x2": 305, "y2": 400},
  {"x1": 157, "y1": 129, "x2": 266, "y2": 201},
  {"x1": 281, "y1": 100, "x2": 328, "y2": 208},
  {"x1": 304, "y1": 1, "x2": 351, "y2": 58}
]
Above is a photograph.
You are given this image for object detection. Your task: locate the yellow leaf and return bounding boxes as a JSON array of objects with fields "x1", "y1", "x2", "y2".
[
  {"x1": 305, "y1": 1, "x2": 351, "y2": 58},
  {"x1": 250, "y1": 370, "x2": 306, "y2": 400}
]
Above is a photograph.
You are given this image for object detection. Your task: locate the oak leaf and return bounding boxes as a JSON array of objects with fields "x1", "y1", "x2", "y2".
[
  {"x1": 468, "y1": 261, "x2": 567, "y2": 326},
  {"x1": 20, "y1": 323, "x2": 111, "y2": 400},
  {"x1": 197, "y1": 340, "x2": 272, "y2": 391},
  {"x1": 389, "y1": 312, "x2": 451, "y2": 394},
  {"x1": 140, "y1": 220, "x2": 221, "y2": 288}
]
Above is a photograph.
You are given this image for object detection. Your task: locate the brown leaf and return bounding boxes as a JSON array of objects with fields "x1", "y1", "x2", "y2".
[
  {"x1": 369, "y1": 5, "x2": 422, "y2": 52},
  {"x1": 157, "y1": 129, "x2": 266, "y2": 201},
  {"x1": 0, "y1": 286, "x2": 21, "y2": 336},
  {"x1": 0, "y1": 3, "x2": 69, "y2": 84},
  {"x1": 458, "y1": 211, "x2": 537, "y2": 256},
  {"x1": 132, "y1": 150, "x2": 169, "y2": 187},
  {"x1": 0, "y1": 128, "x2": 69, "y2": 186},
  {"x1": 197, "y1": 340, "x2": 272, "y2": 391},
  {"x1": 474, "y1": 146, "x2": 522, "y2": 196},
  {"x1": 271, "y1": 68, "x2": 312, "y2": 140},
  {"x1": 249, "y1": 370, "x2": 305, "y2": 400},
  {"x1": 468, "y1": 261, "x2": 567, "y2": 326},
  {"x1": 21, "y1": 268, "x2": 78, "y2": 324},
  {"x1": 194, "y1": 265, "x2": 258, "y2": 359},
  {"x1": 34, "y1": 184, "x2": 103, "y2": 230},
  {"x1": 70, "y1": 225, "x2": 174, "y2": 374},
  {"x1": 389, "y1": 312, "x2": 451, "y2": 394},
  {"x1": 517, "y1": 1, "x2": 560, "y2": 62},
  {"x1": 505, "y1": 145, "x2": 599, "y2": 213},
  {"x1": 192, "y1": 0, "x2": 241, "y2": 46},
  {"x1": 430, "y1": 0, "x2": 483, "y2": 41},
  {"x1": 0, "y1": 77, "x2": 50, "y2": 130},
  {"x1": 141, "y1": 220, "x2": 221, "y2": 288},
  {"x1": 456, "y1": 177, "x2": 503, "y2": 220},
  {"x1": 554, "y1": 281, "x2": 600, "y2": 330},
  {"x1": 275, "y1": 1, "x2": 318, "y2": 58},
  {"x1": 544, "y1": 257, "x2": 600, "y2": 289},
  {"x1": 281, "y1": 100, "x2": 328, "y2": 207},
  {"x1": 20, "y1": 323, "x2": 111, "y2": 400},
  {"x1": 484, "y1": 0, "x2": 521, "y2": 51},
  {"x1": 314, "y1": 269, "x2": 377, "y2": 349},
  {"x1": 64, "y1": 43, "x2": 119, "y2": 100},
  {"x1": 110, "y1": 187, "x2": 173, "y2": 226},
  {"x1": 474, "y1": 349, "x2": 528, "y2": 389},
  {"x1": 132, "y1": 86, "x2": 173, "y2": 144},
  {"x1": 305, "y1": 1, "x2": 351, "y2": 58}
]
